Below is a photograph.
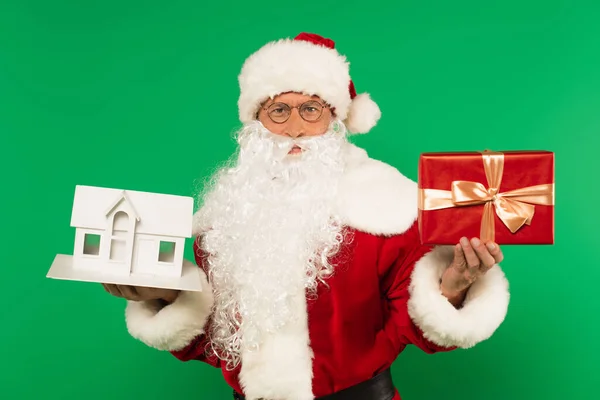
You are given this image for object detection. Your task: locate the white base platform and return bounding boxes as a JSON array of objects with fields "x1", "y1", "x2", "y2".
[{"x1": 47, "y1": 254, "x2": 203, "y2": 292}]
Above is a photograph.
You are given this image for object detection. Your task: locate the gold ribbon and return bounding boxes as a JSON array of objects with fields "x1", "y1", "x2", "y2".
[{"x1": 418, "y1": 150, "x2": 554, "y2": 242}]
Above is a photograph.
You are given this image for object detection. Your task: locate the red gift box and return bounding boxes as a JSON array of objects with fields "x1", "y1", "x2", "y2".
[{"x1": 418, "y1": 150, "x2": 555, "y2": 245}]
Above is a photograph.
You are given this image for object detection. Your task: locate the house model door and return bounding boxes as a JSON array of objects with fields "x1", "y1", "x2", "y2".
[{"x1": 133, "y1": 238, "x2": 156, "y2": 275}]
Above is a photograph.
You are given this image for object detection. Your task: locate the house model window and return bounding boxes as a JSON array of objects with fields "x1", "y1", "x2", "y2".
[
  {"x1": 109, "y1": 211, "x2": 129, "y2": 262},
  {"x1": 83, "y1": 233, "x2": 101, "y2": 255},
  {"x1": 158, "y1": 240, "x2": 176, "y2": 263}
]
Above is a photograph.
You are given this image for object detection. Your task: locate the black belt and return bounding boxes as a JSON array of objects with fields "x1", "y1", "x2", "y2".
[{"x1": 233, "y1": 368, "x2": 395, "y2": 400}]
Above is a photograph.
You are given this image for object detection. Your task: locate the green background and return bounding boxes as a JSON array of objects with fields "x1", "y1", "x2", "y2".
[{"x1": 1, "y1": 0, "x2": 599, "y2": 399}]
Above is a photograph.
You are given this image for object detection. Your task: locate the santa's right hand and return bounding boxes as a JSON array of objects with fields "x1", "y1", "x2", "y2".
[{"x1": 101, "y1": 283, "x2": 179, "y2": 303}]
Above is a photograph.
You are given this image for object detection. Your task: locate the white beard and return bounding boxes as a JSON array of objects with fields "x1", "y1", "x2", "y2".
[{"x1": 193, "y1": 119, "x2": 350, "y2": 370}]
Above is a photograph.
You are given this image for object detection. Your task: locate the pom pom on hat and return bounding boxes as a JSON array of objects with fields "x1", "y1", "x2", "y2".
[
  {"x1": 344, "y1": 81, "x2": 381, "y2": 134},
  {"x1": 237, "y1": 32, "x2": 381, "y2": 135}
]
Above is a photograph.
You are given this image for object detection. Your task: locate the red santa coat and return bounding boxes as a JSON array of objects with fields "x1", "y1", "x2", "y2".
[{"x1": 125, "y1": 143, "x2": 510, "y2": 400}]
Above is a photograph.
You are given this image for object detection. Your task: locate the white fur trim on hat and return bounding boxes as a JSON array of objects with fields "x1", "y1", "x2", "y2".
[
  {"x1": 344, "y1": 93, "x2": 381, "y2": 134},
  {"x1": 237, "y1": 37, "x2": 354, "y2": 124}
]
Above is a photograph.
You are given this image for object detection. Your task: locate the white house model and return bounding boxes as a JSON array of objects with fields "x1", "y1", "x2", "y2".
[{"x1": 47, "y1": 185, "x2": 203, "y2": 291}]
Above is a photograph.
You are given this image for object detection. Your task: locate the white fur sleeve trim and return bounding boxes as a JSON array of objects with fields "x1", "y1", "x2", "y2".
[
  {"x1": 407, "y1": 246, "x2": 510, "y2": 348},
  {"x1": 125, "y1": 271, "x2": 214, "y2": 351}
]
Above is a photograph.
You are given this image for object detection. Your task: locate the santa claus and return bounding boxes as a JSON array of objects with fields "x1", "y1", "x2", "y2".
[{"x1": 102, "y1": 33, "x2": 510, "y2": 400}]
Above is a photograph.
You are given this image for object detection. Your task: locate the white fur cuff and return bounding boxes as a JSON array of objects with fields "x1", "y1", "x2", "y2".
[
  {"x1": 125, "y1": 274, "x2": 214, "y2": 351},
  {"x1": 407, "y1": 246, "x2": 510, "y2": 349}
]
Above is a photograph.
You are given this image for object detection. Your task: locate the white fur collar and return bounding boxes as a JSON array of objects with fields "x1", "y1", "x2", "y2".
[{"x1": 335, "y1": 142, "x2": 418, "y2": 236}]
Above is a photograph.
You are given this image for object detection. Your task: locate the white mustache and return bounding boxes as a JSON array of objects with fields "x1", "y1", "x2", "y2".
[
  {"x1": 235, "y1": 120, "x2": 346, "y2": 163},
  {"x1": 267, "y1": 132, "x2": 335, "y2": 153}
]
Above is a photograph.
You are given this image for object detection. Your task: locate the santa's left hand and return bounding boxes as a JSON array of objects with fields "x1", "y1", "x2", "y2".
[{"x1": 440, "y1": 237, "x2": 504, "y2": 307}]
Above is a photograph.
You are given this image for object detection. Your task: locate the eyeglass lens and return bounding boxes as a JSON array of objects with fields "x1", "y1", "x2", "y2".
[{"x1": 267, "y1": 101, "x2": 324, "y2": 123}]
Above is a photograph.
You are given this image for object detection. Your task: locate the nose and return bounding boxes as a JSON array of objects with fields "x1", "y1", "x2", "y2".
[{"x1": 282, "y1": 110, "x2": 306, "y2": 138}]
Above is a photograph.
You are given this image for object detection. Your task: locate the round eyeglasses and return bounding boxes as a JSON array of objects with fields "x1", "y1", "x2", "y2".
[{"x1": 262, "y1": 100, "x2": 328, "y2": 124}]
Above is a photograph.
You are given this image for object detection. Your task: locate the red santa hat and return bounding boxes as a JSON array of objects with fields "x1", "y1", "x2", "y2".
[{"x1": 237, "y1": 32, "x2": 381, "y2": 134}]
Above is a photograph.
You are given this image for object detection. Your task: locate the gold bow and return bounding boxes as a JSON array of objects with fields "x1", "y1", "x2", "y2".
[{"x1": 418, "y1": 150, "x2": 554, "y2": 242}]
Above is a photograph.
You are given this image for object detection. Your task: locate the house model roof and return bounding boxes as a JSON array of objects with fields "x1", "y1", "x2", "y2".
[{"x1": 70, "y1": 185, "x2": 194, "y2": 238}]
